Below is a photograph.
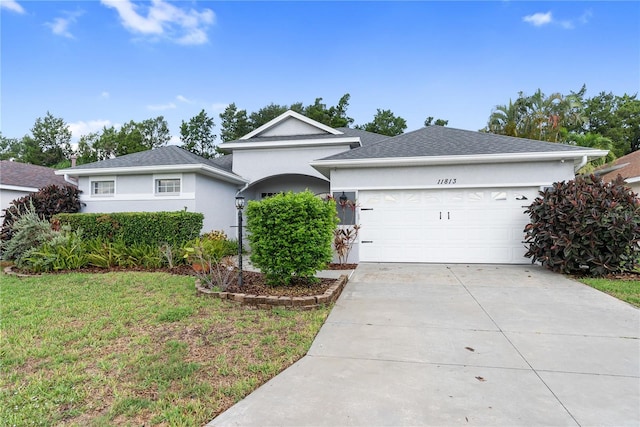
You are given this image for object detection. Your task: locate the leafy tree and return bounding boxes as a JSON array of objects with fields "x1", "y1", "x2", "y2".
[
  {"x1": 249, "y1": 103, "x2": 291, "y2": 129},
  {"x1": 355, "y1": 108, "x2": 407, "y2": 136},
  {"x1": 180, "y1": 109, "x2": 217, "y2": 158},
  {"x1": 565, "y1": 132, "x2": 616, "y2": 171},
  {"x1": 138, "y1": 116, "x2": 170, "y2": 150},
  {"x1": 580, "y1": 92, "x2": 640, "y2": 156},
  {"x1": 0, "y1": 133, "x2": 20, "y2": 160},
  {"x1": 219, "y1": 94, "x2": 354, "y2": 141},
  {"x1": 424, "y1": 116, "x2": 449, "y2": 127},
  {"x1": 15, "y1": 112, "x2": 73, "y2": 166},
  {"x1": 303, "y1": 94, "x2": 354, "y2": 128},
  {"x1": 219, "y1": 103, "x2": 252, "y2": 142},
  {"x1": 486, "y1": 86, "x2": 638, "y2": 155},
  {"x1": 116, "y1": 121, "x2": 145, "y2": 156},
  {"x1": 76, "y1": 132, "x2": 100, "y2": 164}
]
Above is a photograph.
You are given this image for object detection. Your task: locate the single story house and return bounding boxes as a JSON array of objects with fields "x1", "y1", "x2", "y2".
[
  {"x1": 57, "y1": 110, "x2": 607, "y2": 264},
  {"x1": 595, "y1": 150, "x2": 640, "y2": 195},
  {"x1": 1, "y1": 160, "x2": 76, "y2": 214}
]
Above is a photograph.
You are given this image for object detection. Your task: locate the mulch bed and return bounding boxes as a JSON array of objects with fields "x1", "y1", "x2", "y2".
[{"x1": 224, "y1": 271, "x2": 335, "y2": 297}]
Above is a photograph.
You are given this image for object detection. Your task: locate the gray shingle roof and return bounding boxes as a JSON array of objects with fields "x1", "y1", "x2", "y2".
[
  {"x1": 335, "y1": 128, "x2": 389, "y2": 146},
  {"x1": 1, "y1": 160, "x2": 73, "y2": 189},
  {"x1": 320, "y1": 126, "x2": 601, "y2": 161},
  {"x1": 63, "y1": 145, "x2": 235, "y2": 173},
  {"x1": 208, "y1": 153, "x2": 233, "y2": 172}
]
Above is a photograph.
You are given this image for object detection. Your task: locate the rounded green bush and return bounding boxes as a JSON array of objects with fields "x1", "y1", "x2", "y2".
[
  {"x1": 246, "y1": 191, "x2": 338, "y2": 285},
  {"x1": 524, "y1": 174, "x2": 640, "y2": 276}
]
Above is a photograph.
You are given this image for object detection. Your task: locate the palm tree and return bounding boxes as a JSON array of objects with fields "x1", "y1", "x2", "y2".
[{"x1": 487, "y1": 99, "x2": 523, "y2": 137}]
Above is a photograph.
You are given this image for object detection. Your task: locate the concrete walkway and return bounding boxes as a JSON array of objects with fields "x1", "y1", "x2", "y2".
[{"x1": 209, "y1": 263, "x2": 640, "y2": 426}]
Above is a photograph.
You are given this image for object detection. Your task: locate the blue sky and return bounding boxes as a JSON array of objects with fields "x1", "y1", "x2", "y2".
[{"x1": 1, "y1": 1, "x2": 639, "y2": 144}]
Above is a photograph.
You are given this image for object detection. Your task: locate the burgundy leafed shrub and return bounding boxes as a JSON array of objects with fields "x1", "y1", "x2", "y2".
[
  {"x1": 524, "y1": 174, "x2": 640, "y2": 276},
  {"x1": 1, "y1": 184, "x2": 81, "y2": 241}
]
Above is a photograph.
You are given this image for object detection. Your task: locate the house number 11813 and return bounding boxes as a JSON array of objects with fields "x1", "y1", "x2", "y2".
[{"x1": 437, "y1": 178, "x2": 457, "y2": 184}]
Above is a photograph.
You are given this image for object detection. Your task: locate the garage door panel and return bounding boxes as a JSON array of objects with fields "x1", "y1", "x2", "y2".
[{"x1": 358, "y1": 188, "x2": 537, "y2": 264}]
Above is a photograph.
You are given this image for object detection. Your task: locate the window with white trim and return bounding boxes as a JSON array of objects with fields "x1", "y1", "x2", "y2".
[
  {"x1": 91, "y1": 180, "x2": 115, "y2": 196},
  {"x1": 156, "y1": 178, "x2": 181, "y2": 194}
]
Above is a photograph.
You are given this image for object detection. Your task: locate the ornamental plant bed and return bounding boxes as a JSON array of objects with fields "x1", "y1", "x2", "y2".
[{"x1": 224, "y1": 271, "x2": 335, "y2": 297}]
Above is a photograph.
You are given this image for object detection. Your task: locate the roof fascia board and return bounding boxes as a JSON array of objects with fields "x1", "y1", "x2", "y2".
[
  {"x1": 220, "y1": 137, "x2": 359, "y2": 151},
  {"x1": 240, "y1": 110, "x2": 342, "y2": 140},
  {"x1": 56, "y1": 164, "x2": 248, "y2": 184},
  {"x1": 311, "y1": 150, "x2": 610, "y2": 172},
  {"x1": 0, "y1": 184, "x2": 38, "y2": 192}
]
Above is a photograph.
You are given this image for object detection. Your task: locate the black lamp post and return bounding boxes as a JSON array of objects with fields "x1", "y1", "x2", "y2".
[{"x1": 235, "y1": 195, "x2": 245, "y2": 287}]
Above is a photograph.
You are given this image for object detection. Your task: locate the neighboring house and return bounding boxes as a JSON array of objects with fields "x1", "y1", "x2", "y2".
[
  {"x1": 58, "y1": 110, "x2": 607, "y2": 264},
  {"x1": 596, "y1": 150, "x2": 640, "y2": 195},
  {"x1": 0, "y1": 160, "x2": 75, "y2": 215}
]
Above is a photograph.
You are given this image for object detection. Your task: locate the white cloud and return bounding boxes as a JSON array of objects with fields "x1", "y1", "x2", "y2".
[
  {"x1": 169, "y1": 135, "x2": 182, "y2": 145},
  {"x1": 0, "y1": 0, "x2": 25, "y2": 14},
  {"x1": 523, "y1": 9, "x2": 592, "y2": 30},
  {"x1": 210, "y1": 103, "x2": 228, "y2": 113},
  {"x1": 176, "y1": 95, "x2": 193, "y2": 104},
  {"x1": 523, "y1": 11, "x2": 552, "y2": 27},
  {"x1": 147, "y1": 102, "x2": 176, "y2": 111},
  {"x1": 68, "y1": 119, "x2": 114, "y2": 139},
  {"x1": 100, "y1": 0, "x2": 215, "y2": 45},
  {"x1": 46, "y1": 10, "x2": 84, "y2": 39},
  {"x1": 579, "y1": 10, "x2": 593, "y2": 25},
  {"x1": 100, "y1": 91, "x2": 110, "y2": 99}
]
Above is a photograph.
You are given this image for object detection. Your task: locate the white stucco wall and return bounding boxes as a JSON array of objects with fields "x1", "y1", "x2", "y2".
[
  {"x1": 232, "y1": 146, "x2": 349, "y2": 184},
  {"x1": 0, "y1": 188, "x2": 32, "y2": 216},
  {"x1": 193, "y1": 174, "x2": 240, "y2": 237},
  {"x1": 328, "y1": 160, "x2": 577, "y2": 191}
]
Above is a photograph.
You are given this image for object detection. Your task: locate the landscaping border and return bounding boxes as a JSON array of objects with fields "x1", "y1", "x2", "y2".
[{"x1": 195, "y1": 274, "x2": 348, "y2": 309}]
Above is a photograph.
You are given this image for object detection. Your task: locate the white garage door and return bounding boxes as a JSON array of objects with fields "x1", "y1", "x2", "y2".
[{"x1": 358, "y1": 187, "x2": 539, "y2": 264}]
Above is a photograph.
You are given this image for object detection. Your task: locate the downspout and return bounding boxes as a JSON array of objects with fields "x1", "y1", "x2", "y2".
[
  {"x1": 236, "y1": 182, "x2": 249, "y2": 197},
  {"x1": 574, "y1": 155, "x2": 588, "y2": 174},
  {"x1": 63, "y1": 174, "x2": 78, "y2": 186}
]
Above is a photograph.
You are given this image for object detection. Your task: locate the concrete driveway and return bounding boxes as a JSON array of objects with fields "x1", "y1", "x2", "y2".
[{"x1": 210, "y1": 263, "x2": 640, "y2": 426}]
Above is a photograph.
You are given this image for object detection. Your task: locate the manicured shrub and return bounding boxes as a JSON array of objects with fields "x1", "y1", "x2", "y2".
[
  {"x1": 524, "y1": 174, "x2": 640, "y2": 276},
  {"x1": 246, "y1": 191, "x2": 338, "y2": 285},
  {"x1": 54, "y1": 211, "x2": 203, "y2": 247},
  {"x1": 1, "y1": 184, "x2": 81, "y2": 241}
]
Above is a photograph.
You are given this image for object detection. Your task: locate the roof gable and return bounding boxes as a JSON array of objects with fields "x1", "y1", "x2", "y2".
[{"x1": 240, "y1": 110, "x2": 342, "y2": 140}]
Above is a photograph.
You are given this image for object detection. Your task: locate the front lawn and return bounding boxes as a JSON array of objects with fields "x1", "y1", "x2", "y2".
[
  {"x1": 578, "y1": 277, "x2": 640, "y2": 307},
  {"x1": 0, "y1": 272, "x2": 330, "y2": 425}
]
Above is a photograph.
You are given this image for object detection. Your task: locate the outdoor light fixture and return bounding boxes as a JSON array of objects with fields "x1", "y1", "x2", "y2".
[
  {"x1": 235, "y1": 195, "x2": 245, "y2": 287},
  {"x1": 235, "y1": 195, "x2": 245, "y2": 210},
  {"x1": 339, "y1": 191, "x2": 348, "y2": 204}
]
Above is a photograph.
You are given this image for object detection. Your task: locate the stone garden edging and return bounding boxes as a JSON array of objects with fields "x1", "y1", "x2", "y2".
[{"x1": 195, "y1": 274, "x2": 349, "y2": 309}]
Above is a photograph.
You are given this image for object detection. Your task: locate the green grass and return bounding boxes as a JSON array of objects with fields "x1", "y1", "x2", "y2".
[
  {"x1": 0, "y1": 271, "x2": 331, "y2": 426},
  {"x1": 578, "y1": 277, "x2": 640, "y2": 307}
]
